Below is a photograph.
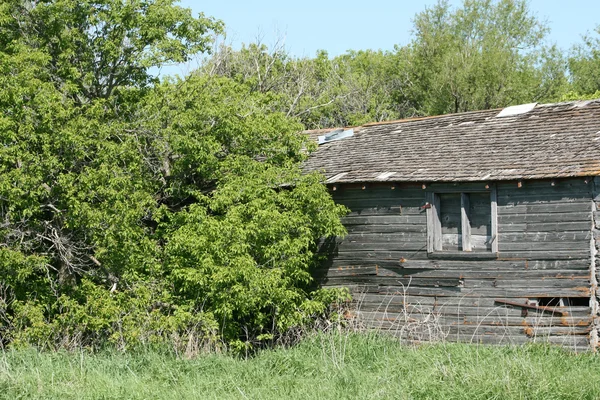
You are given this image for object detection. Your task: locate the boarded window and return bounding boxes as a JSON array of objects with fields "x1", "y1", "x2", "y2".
[
  {"x1": 439, "y1": 193, "x2": 461, "y2": 251},
  {"x1": 427, "y1": 187, "x2": 497, "y2": 253},
  {"x1": 467, "y1": 192, "x2": 492, "y2": 251}
]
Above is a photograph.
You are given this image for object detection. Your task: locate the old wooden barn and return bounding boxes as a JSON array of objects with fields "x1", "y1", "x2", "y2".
[{"x1": 304, "y1": 100, "x2": 600, "y2": 350}]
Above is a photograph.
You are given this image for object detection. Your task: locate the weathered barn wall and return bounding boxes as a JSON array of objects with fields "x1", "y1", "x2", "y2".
[{"x1": 317, "y1": 178, "x2": 595, "y2": 350}]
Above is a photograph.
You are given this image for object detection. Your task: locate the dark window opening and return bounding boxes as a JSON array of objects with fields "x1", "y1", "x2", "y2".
[
  {"x1": 563, "y1": 297, "x2": 589, "y2": 307},
  {"x1": 536, "y1": 297, "x2": 561, "y2": 307},
  {"x1": 534, "y1": 297, "x2": 589, "y2": 307}
]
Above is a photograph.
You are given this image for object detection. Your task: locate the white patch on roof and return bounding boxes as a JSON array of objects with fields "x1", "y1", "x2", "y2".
[
  {"x1": 496, "y1": 103, "x2": 537, "y2": 118},
  {"x1": 376, "y1": 172, "x2": 396, "y2": 180},
  {"x1": 574, "y1": 100, "x2": 593, "y2": 108},
  {"x1": 326, "y1": 172, "x2": 348, "y2": 183},
  {"x1": 318, "y1": 128, "x2": 354, "y2": 145}
]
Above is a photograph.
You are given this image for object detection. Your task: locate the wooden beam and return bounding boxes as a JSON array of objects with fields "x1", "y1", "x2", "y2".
[
  {"x1": 490, "y1": 185, "x2": 499, "y2": 253},
  {"x1": 426, "y1": 192, "x2": 442, "y2": 252},
  {"x1": 461, "y1": 193, "x2": 472, "y2": 251}
]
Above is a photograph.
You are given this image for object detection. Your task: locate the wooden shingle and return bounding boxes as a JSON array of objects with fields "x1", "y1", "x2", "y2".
[{"x1": 304, "y1": 100, "x2": 600, "y2": 182}]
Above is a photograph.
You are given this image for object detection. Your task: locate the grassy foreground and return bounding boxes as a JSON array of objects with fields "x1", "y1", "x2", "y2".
[{"x1": 1, "y1": 333, "x2": 599, "y2": 400}]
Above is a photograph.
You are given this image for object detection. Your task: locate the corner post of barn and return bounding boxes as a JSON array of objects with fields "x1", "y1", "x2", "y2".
[{"x1": 591, "y1": 177, "x2": 600, "y2": 351}]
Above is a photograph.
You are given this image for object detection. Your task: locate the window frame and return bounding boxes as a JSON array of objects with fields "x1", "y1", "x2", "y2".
[{"x1": 426, "y1": 184, "x2": 498, "y2": 256}]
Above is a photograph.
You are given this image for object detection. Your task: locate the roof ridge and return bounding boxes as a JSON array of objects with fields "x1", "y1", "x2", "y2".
[{"x1": 302, "y1": 98, "x2": 600, "y2": 133}]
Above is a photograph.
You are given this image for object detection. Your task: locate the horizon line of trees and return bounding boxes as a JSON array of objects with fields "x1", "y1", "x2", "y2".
[{"x1": 198, "y1": 0, "x2": 600, "y2": 129}]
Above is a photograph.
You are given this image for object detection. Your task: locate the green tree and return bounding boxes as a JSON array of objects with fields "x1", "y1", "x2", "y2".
[
  {"x1": 397, "y1": 0, "x2": 567, "y2": 116},
  {"x1": 301, "y1": 50, "x2": 406, "y2": 127},
  {"x1": 0, "y1": 0, "x2": 223, "y2": 101},
  {"x1": 204, "y1": 43, "x2": 408, "y2": 129},
  {"x1": 568, "y1": 26, "x2": 600, "y2": 97},
  {"x1": 0, "y1": 1, "x2": 346, "y2": 351}
]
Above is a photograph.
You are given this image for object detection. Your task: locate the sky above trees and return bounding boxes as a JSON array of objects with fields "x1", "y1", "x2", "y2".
[{"x1": 163, "y1": 0, "x2": 600, "y2": 76}]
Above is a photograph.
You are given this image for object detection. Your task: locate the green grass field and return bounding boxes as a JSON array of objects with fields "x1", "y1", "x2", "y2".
[{"x1": 1, "y1": 333, "x2": 599, "y2": 399}]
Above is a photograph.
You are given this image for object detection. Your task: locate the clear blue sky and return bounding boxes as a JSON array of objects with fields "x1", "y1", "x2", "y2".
[{"x1": 164, "y1": 0, "x2": 599, "y2": 75}]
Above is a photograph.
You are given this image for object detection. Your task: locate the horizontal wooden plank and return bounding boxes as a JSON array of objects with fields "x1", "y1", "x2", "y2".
[
  {"x1": 498, "y1": 231, "x2": 591, "y2": 242},
  {"x1": 497, "y1": 250, "x2": 590, "y2": 259},
  {"x1": 345, "y1": 224, "x2": 427, "y2": 234},
  {"x1": 337, "y1": 241, "x2": 427, "y2": 252},
  {"x1": 498, "y1": 241, "x2": 590, "y2": 251},
  {"x1": 498, "y1": 212, "x2": 591, "y2": 223},
  {"x1": 326, "y1": 276, "x2": 462, "y2": 287},
  {"x1": 498, "y1": 221, "x2": 591, "y2": 233},
  {"x1": 426, "y1": 182, "x2": 493, "y2": 193},
  {"x1": 353, "y1": 301, "x2": 591, "y2": 318},
  {"x1": 342, "y1": 215, "x2": 426, "y2": 225},
  {"x1": 334, "y1": 250, "x2": 429, "y2": 261},
  {"x1": 498, "y1": 202, "x2": 592, "y2": 214},
  {"x1": 496, "y1": 179, "x2": 591, "y2": 191},
  {"x1": 333, "y1": 190, "x2": 422, "y2": 202},
  {"x1": 328, "y1": 258, "x2": 591, "y2": 270},
  {"x1": 326, "y1": 276, "x2": 589, "y2": 290},
  {"x1": 351, "y1": 293, "x2": 530, "y2": 307},
  {"x1": 464, "y1": 278, "x2": 590, "y2": 289},
  {"x1": 349, "y1": 292, "x2": 592, "y2": 309},
  {"x1": 371, "y1": 267, "x2": 590, "y2": 279},
  {"x1": 341, "y1": 232, "x2": 427, "y2": 242},
  {"x1": 498, "y1": 194, "x2": 592, "y2": 204},
  {"x1": 338, "y1": 284, "x2": 591, "y2": 298},
  {"x1": 346, "y1": 206, "x2": 422, "y2": 217},
  {"x1": 352, "y1": 311, "x2": 591, "y2": 327}
]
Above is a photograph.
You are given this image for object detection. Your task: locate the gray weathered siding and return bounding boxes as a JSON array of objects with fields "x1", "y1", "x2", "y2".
[{"x1": 318, "y1": 178, "x2": 595, "y2": 350}]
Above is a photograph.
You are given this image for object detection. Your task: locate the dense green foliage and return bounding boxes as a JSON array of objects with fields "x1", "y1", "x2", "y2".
[
  {"x1": 569, "y1": 26, "x2": 600, "y2": 98},
  {"x1": 0, "y1": 0, "x2": 346, "y2": 351},
  {"x1": 2, "y1": 333, "x2": 600, "y2": 399}
]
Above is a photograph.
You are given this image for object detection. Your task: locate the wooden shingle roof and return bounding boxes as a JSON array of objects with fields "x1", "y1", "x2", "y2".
[{"x1": 303, "y1": 100, "x2": 600, "y2": 183}]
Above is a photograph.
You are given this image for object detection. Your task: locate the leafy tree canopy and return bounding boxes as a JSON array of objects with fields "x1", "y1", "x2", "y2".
[
  {"x1": 0, "y1": 0, "x2": 223, "y2": 101},
  {"x1": 569, "y1": 26, "x2": 600, "y2": 97},
  {"x1": 0, "y1": 0, "x2": 346, "y2": 351},
  {"x1": 391, "y1": 0, "x2": 567, "y2": 115}
]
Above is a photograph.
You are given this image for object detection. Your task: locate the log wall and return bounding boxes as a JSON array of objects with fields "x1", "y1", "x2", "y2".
[{"x1": 318, "y1": 178, "x2": 597, "y2": 351}]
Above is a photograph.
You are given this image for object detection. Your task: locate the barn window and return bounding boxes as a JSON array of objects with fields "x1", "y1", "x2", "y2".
[{"x1": 426, "y1": 186, "x2": 498, "y2": 254}]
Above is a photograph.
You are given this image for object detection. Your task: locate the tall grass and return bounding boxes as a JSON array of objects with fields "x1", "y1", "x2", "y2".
[{"x1": 2, "y1": 332, "x2": 599, "y2": 399}]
